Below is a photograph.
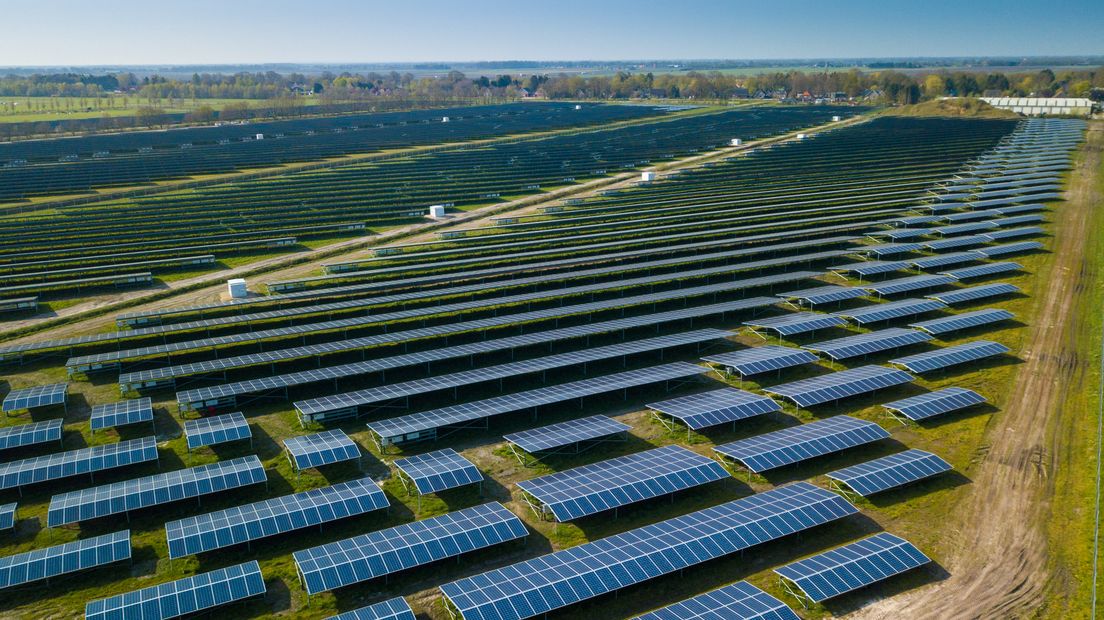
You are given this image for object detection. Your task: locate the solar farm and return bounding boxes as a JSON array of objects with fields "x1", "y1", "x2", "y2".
[{"x1": 0, "y1": 100, "x2": 1097, "y2": 620}]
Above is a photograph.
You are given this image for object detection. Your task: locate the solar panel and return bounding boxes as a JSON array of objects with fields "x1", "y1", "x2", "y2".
[
  {"x1": 832, "y1": 299, "x2": 946, "y2": 324},
  {"x1": 504, "y1": 415, "x2": 630, "y2": 454},
  {"x1": 0, "y1": 418, "x2": 62, "y2": 451},
  {"x1": 979, "y1": 226, "x2": 1044, "y2": 241},
  {"x1": 889, "y1": 340, "x2": 1010, "y2": 373},
  {"x1": 862, "y1": 274, "x2": 955, "y2": 296},
  {"x1": 439, "y1": 483, "x2": 857, "y2": 620},
  {"x1": 702, "y1": 345, "x2": 820, "y2": 377},
  {"x1": 2, "y1": 382, "x2": 67, "y2": 413},
  {"x1": 764, "y1": 365, "x2": 914, "y2": 407},
  {"x1": 743, "y1": 311, "x2": 847, "y2": 335},
  {"x1": 366, "y1": 362, "x2": 707, "y2": 445},
  {"x1": 293, "y1": 501, "x2": 527, "y2": 595},
  {"x1": 991, "y1": 215, "x2": 1045, "y2": 227},
  {"x1": 775, "y1": 532, "x2": 930, "y2": 603},
  {"x1": 0, "y1": 436, "x2": 158, "y2": 490},
  {"x1": 831, "y1": 260, "x2": 911, "y2": 276},
  {"x1": 90, "y1": 397, "x2": 153, "y2": 432},
  {"x1": 910, "y1": 308, "x2": 1013, "y2": 335},
  {"x1": 777, "y1": 285, "x2": 866, "y2": 305},
  {"x1": 882, "y1": 387, "x2": 986, "y2": 422},
  {"x1": 283, "y1": 430, "x2": 360, "y2": 470},
  {"x1": 85, "y1": 560, "x2": 266, "y2": 620},
  {"x1": 328, "y1": 597, "x2": 415, "y2": 620},
  {"x1": 516, "y1": 444, "x2": 730, "y2": 521},
  {"x1": 827, "y1": 449, "x2": 952, "y2": 496},
  {"x1": 634, "y1": 581, "x2": 800, "y2": 620},
  {"x1": 0, "y1": 503, "x2": 14, "y2": 531},
  {"x1": 852, "y1": 243, "x2": 925, "y2": 257},
  {"x1": 940, "y1": 262, "x2": 1023, "y2": 280},
  {"x1": 933, "y1": 221, "x2": 998, "y2": 236},
  {"x1": 713, "y1": 415, "x2": 889, "y2": 473},
  {"x1": 926, "y1": 283, "x2": 1019, "y2": 306},
  {"x1": 970, "y1": 241, "x2": 1043, "y2": 258},
  {"x1": 922, "y1": 235, "x2": 990, "y2": 251},
  {"x1": 184, "y1": 412, "x2": 252, "y2": 450},
  {"x1": 911, "y1": 252, "x2": 981, "y2": 270},
  {"x1": 871, "y1": 228, "x2": 932, "y2": 241},
  {"x1": 166, "y1": 477, "x2": 389, "y2": 559},
  {"x1": 804, "y1": 328, "x2": 932, "y2": 360},
  {"x1": 0, "y1": 530, "x2": 130, "y2": 589},
  {"x1": 647, "y1": 388, "x2": 781, "y2": 430},
  {"x1": 394, "y1": 448, "x2": 483, "y2": 495},
  {"x1": 47, "y1": 455, "x2": 267, "y2": 527},
  {"x1": 293, "y1": 329, "x2": 728, "y2": 422}
]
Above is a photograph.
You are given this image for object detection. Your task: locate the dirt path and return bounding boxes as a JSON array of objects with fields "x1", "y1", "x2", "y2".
[{"x1": 850, "y1": 122, "x2": 1103, "y2": 619}]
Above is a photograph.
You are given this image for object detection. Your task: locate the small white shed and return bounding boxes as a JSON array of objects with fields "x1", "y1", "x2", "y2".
[{"x1": 227, "y1": 278, "x2": 248, "y2": 298}]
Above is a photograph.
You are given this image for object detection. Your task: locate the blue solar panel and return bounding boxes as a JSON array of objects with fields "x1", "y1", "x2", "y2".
[
  {"x1": 294, "y1": 502, "x2": 527, "y2": 595},
  {"x1": 831, "y1": 260, "x2": 911, "y2": 276},
  {"x1": 0, "y1": 503, "x2": 15, "y2": 530},
  {"x1": 911, "y1": 252, "x2": 981, "y2": 270},
  {"x1": 47, "y1": 455, "x2": 267, "y2": 527},
  {"x1": 0, "y1": 436, "x2": 158, "y2": 490},
  {"x1": 284, "y1": 429, "x2": 360, "y2": 470},
  {"x1": 872, "y1": 227, "x2": 932, "y2": 241},
  {"x1": 940, "y1": 262, "x2": 1023, "y2": 280},
  {"x1": 85, "y1": 560, "x2": 265, "y2": 620},
  {"x1": 980, "y1": 226, "x2": 1044, "y2": 241},
  {"x1": 971, "y1": 241, "x2": 1043, "y2": 258},
  {"x1": 827, "y1": 449, "x2": 952, "y2": 496},
  {"x1": 0, "y1": 419, "x2": 62, "y2": 451},
  {"x1": 910, "y1": 309, "x2": 1013, "y2": 335},
  {"x1": 775, "y1": 532, "x2": 930, "y2": 603},
  {"x1": 832, "y1": 299, "x2": 946, "y2": 324},
  {"x1": 328, "y1": 597, "x2": 415, "y2": 620},
  {"x1": 516, "y1": 444, "x2": 730, "y2": 521},
  {"x1": 635, "y1": 581, "x2": 800, "y2": 620},
  {"x1": 777, "y1": 285, "x2": 866, "y2": 305},
  {"x1": 926, "y1": 283, "x2": 1020, "y2": 304},
  {"x1": 185, "y1": 412, "x2": 252, "y2": 450},
  {"x1": 883, "y1": 387, "x2": 987, "y2": 422},
  {"x1": 890, "y1": 340, "x2": 1010, "y2": 373},
  {"x1": 922, "y1": 235, "x2": 989, "y2": 251},
  {"x1": 804, "y1": 328, "x2": 932, "y2": 360},
  {"x1": 166, "y1": 477, "x2": 388, "y2": 559},
  {"x1": 764, "y1": 365, "x2": 914, "y2": 407},
  {"x1": 991, "y1": 215, "x2": 1045, "y2": 227},
  {"x1": 648, "y1": 388, "x2": 781, "y2": 430},
  {"x1": 439, "y1": 483, "x2": 857, "y2": 620},
  {"x1": 504, "y1": 415, "x2": 630, "y2": 453},
  {"x1": 854, "y1": 242, "x2": 925, "y2": 257},
  {"x1": 2, "y1": 382, "x2": 67, "y2": 413},
  {"x1": 394, "y1": 448, "x2": 483, "y2": 495},
  {"x1": 701, "y1": 345, "x2": 819, "y2": 377},
  {"x1": 934, "y1": 221, "x2": 999, "y2": 236},
  {"x1": 714, "y1": 415, "x2": 889, "y2": 473},
  {"x1": 862, "y1": 274, "x2": 955, "y2": 296},
  {"x1": 90, "y1": 397, "x2": 153, "y2": 431},
  {"x1": 0, "y1": 530, "x2": 131, "y2": 589},
  {"x1": 743, "y1": 312, "x2": 847, "y2": 335}
]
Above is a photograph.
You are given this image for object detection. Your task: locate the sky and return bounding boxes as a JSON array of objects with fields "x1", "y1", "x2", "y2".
[{"x1": 0, "y1": 0, "x2": 1101, "y2": 66}]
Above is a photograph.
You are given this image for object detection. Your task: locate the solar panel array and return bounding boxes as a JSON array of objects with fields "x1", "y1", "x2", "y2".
[
  {"x1": 394, "y1": 448, "x2": 483, "y2": 495},
  {"x1": 439, "y1": 483, "x2": 857, "y2": 620},
  {"x1": 765, "y1": 365, "x2": 914, "y2": 407},
  {"x1": 329, "y1": 597, "x2": 415, "y2": 620},
  {"x1": 647, "y1": 388, "x2": 781, "y2": 430},
  {"x1": 0, "y1": 418, "x2": 62, "y2": 451},
  {"x1": 832, "y1": 299, "x2": 946, "y2": 324},
  {"x1": 804, "y1": 328, "x2": 932, "y2": 360},
  {"x1": 777, "y1": 285, "x2": 866, "y2": 305},
  {"x1": 713, "y1": 415, "x2": 889, "y2": 473},
  {"x1": 701, "y1": 345, "x2": 819, "y2": 377},
  {"x1": 504, "y1": 415, "x2": 630, "y2": 454},
  {"x1": 516, "y1": 444, "x2": 730, "y2": 521},
  {"x1": 861, "y1": 274, "x2": 955, "y2": 296},
  {"x1": 47, "y1": 455, "x2": 267, "y2": 527},
  {"x1": 831, "y1": 260, "x2": 910, "y2": 276},
  {"x1": 926, "y1": 283, "x2": 1019, "y2": 304},
  {"x1": 184, "y1": 412, "x2": 252, "y2": 450},
  {"x1": 2, "y1": 382, "x2": 67, "y2": 412},
  {"x1": 775, "y1": 532, "x2": 931, "y2": 603},
  {"x1": 89, "y1": 397, "x2": 153, "y2": 431},
  {"x1": 0, "y1": 503, "x2": 15, "y2": 531},
  {"x1": 743, "y1": 312, "x2": 846, "y2": 335},
  {"x1": 971, "y1": 241, "x2": 1043, "y2": 258},
  {"x1": 634, "y1": 581, "x2": 800, "y2": 620},
  {"x1": 910, "y1": 308, "x2": 1013, "y2": 335},
  {"x1": 284, "y1": 429, "x2": 360, "y2": 470},
  {"x1": 0, "y1": 530, "x2": 131, "y2": 589},
  {"x1": 85, "y1": 560, "x2": 266, "y2": 620},
  {"x1": 890, "y1": 340, "x2": 1010, "y2": 373},
  {"x1": 294, "y1": 502, "x2": 527, "y2": 595},
  {"x1": 0, "y1": 436, "x2": 158, "y2": 490},
  {"x1": 166, "y1": 477, "x2": 389, "y2": 559},
  {"x1": 827, "y1": 449, "x2": 952, "y2": 496},
  {"x1": 883, "y1": 387, "x2": 987, "y2": 422}
]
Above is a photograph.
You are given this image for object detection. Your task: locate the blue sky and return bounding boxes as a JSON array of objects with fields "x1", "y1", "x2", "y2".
[{"x1": 2, "y1": 0, "x2": 1101, "y2": 66}]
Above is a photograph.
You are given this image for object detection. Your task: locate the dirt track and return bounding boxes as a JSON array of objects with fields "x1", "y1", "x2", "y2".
[{"x1": 851, "y1": 122, "x2": 1103, "y2": 619}]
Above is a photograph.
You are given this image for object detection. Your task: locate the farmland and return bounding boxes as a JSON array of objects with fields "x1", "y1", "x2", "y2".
[{"x1": 0, "y1": 100, "x2": 1098, "y2": 620}]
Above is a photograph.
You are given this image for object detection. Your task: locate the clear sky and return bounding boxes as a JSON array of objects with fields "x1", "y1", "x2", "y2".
[{"x1": 1, "y1": 0, "x2": 1101, "y2": 66}]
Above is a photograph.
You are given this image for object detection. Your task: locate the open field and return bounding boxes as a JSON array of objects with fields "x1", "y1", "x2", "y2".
[{"x1": 0, "y1": 102, "x2": 1096, "y2": 620}]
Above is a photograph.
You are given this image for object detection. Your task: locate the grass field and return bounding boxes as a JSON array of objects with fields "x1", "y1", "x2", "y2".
[{"x1": 0, "y1": 96, "x2": 323, "y2": 123}]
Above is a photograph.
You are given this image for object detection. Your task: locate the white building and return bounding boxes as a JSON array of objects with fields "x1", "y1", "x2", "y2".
[{"x1": 979, "y1": 97, "x2": 1095, "y2": 117}]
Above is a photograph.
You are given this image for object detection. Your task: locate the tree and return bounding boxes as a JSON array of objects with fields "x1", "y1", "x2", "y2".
[{"x1": 923, "y1": 74, "x2": 946, "y2": 98}]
